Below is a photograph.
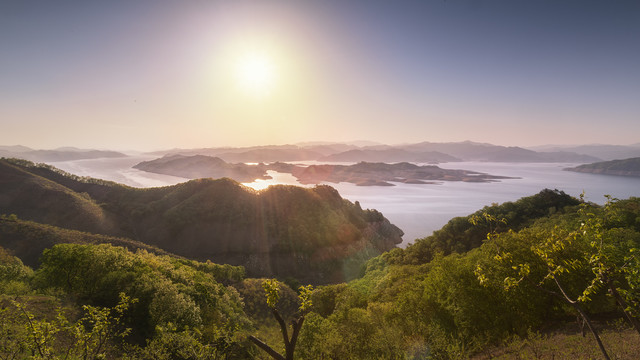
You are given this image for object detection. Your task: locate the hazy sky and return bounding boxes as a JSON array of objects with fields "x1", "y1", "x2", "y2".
[{"x1": 1, "y1": 0, "x2": 639, "y2": 151}]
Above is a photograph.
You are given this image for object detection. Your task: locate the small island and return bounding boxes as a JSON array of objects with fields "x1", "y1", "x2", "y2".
[
  {"x1": 133, "y1": 154, "x2": 271, "y2": 182},
  {"x1": 133, "y1": 155, "x2": 516, "y2": 186},
  {"x1": 565, "y1": 157, "x2": 640, "y2": 177},
  {"x1": 289, "y1": 162, "x2": 515, "y2": 186}
]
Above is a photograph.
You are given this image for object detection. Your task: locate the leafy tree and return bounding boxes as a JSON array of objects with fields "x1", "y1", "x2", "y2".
[
  {"x1": 34, "y1": 243, "x2": 250, "y2": 342},
  {"x1": 249, "y1": 279, "x2": 313, "y2": 360},
  {"x1": 392, "y1": 189, "x2": 579, "y2": 265},
  {"x1": 575, "y1": 197, "x2": 640, "y2": 335},
  {"x1": 474, "y1": 204, "x2": 625, "y2": 360},
  {"x1": 1, "y1": 293, "x2": 134, "y2": 360},
  {"x1": 0, "y1": 245, "x2": 33, "y2": 295}
]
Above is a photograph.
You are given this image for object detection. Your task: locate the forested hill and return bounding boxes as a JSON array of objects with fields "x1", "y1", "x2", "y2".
[
  {"x1": 383, "y1": 188, "x2": 582, "y2": 265},
  {"x1": 0, "y1": 158, "x2": 403, "y2": 284},
  {"x1": 566, "y1": 157, "x2": 640, "y2": 177},
  {"x1": 0, "y1": 215, "x2": 177, "y2": 268},
  {"x1": 2, "y1": 168, "x2": 639, "y2": 358}
]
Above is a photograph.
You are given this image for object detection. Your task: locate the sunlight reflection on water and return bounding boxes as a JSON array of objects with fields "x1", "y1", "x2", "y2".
[
  {"x1": 244, "y1": 162, "x2": 640, "y2": 246},
  {"x1": 49, "y1": 158, "x2": 640, "y2": 248},
  {"x1": 241, "y1": 170, "x2": 307, "y2": 191}
]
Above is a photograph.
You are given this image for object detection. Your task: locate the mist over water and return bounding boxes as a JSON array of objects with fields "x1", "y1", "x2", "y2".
[
  {"x1": 49, "y1": 158, "x2": 640, "y2": 247},
  {"x1": 49, "y1": 156, "x2": 189, "y2": 188}
]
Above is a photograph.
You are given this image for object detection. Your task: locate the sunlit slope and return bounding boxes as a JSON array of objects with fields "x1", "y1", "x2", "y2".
[{"x1": 0, "y1": 159, "x2": 402, "y2": 284}]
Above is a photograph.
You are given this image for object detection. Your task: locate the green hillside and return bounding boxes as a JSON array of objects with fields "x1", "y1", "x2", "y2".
[
  {"x1": 2, "y1": 192, "x2": 639, "y2": 359},
  {"x1": 0, "y1": 158, "x2": 112, "y2": 233},
  {"x1": 0, "y1": 158, "x2": 402, "y2": 284},
  {"x1": 0, "y1": 215, "x2": 174, "y2": 267},
  {"x1": 385, "y1": 189, "x2": 581, "y2": 265}
]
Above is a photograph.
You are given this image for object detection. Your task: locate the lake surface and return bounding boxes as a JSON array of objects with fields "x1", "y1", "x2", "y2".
[{"x1": 49, "y1": 157, "x2": 640, "y2": 247}]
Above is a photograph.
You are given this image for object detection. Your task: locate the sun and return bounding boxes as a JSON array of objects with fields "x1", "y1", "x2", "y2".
[{"x1": 234, "y1": 51, "x2": 277, "y2": 98}]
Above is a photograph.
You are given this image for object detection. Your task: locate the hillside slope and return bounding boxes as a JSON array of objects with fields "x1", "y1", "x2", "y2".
[
  {"x1": 0, "y1": 158, "x2": 113, "y2": 233},
  {"x1": 0, "y1": 158, "x2": 403, "y2": 283},
  {"x1": 565, "y1": 157, "x2": 640, "y2": 177},
  {"x1": 0, "y1": 215, "x2": 174, "y2": 267}
]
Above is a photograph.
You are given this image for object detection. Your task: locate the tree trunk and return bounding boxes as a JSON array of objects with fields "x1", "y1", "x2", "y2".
[
  {"x1": 608, "y1": 283, "x2": 640, "y2": 336},
  {"x1": 249, "y1": 309, "x2": 305, "y2": 360},
  {"x1": 248, "y1": 336, "x2": 285, "y2": 360},
  {"x1": 571, "y1": 301, "x2": 611, "y2": 360},
  {"x1": 553, "y1": 275, "x2": 611, "y2": 360}
]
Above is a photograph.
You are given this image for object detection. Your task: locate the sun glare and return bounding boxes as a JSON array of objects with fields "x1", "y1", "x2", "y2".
[{"x1": 235, "y1": 52, "x2": 277, "y2": 98}]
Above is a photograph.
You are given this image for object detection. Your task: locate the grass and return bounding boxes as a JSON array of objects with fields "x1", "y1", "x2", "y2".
[{"x1": 473, "y1": 320, "x2": 640, "y2": 360}]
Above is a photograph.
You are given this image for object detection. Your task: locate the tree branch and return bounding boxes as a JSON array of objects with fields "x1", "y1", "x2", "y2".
[
  {"x1": 607, "y1": 279, "x2": 640, "y2": 335},
  {"x1": 552, "y1": 274, "x2": 577, "y2": 305},
  {"x1": 248, "y1": 336, "x2": 285, "y2": 360},
  {"x1": 272, "y1": 309, "x2": 290, "y2": 348},
  {"x1": 289, "y1": 316, "x2": 305, "y2": 352}
]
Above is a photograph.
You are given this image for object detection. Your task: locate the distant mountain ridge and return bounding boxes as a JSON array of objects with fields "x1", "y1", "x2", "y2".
[
  {"x1": 319, "y1": 149, "x2": 460, "y2": 163},
  {"x1": 0, "y1": 140, "x2": 621, "y2": 164},
  {"x1": 397, "y1": 142, "x2": 600, "y2": 162},
  {"x1": 528, "y1": 144, "x2": 640, "y2": 161},
  {"x1": 143, "y1": 141, "x2": 600, "y2": 164},
  {"x1": 0, "y1": 146, "x2": 127, "y2": 162}
]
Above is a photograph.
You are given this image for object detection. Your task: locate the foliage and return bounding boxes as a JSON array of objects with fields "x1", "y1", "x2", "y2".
[
  {"x1": 249, "y1": 279, "x2": 314, "y2": 360},
  {"x1": 0, "y1": 293, "x2": 133, "y2": 360},
  {"x1": 0, "y1": 159, "x2": 402, "y2": 284},
  {"x1": 298, "y1": 285, "x2": 313, "y2": 313},
  {"x1": 387, "y1": 189, "x2": 580, "y2": 265},
  {"x1": 0, "y1": 245, "x2": 34, "y2": 295},
  {"x1": 233, "y1": 278, "x2": 300, "y2": 324},
  {"x1": 3, "y1": 183, "x2": 640, "y2": 359},
  {"x1": 262, "y1": 279, "x2": 281, "y2": 309},
  {"x1": 475, "y1": 197, "x2": 640, "y2": 359},
  {"x1": 0, "y1": 215, "x2": 172, "y2": 268},
  {"x1": 33, "y1": 243, "x2": 250, "y2": 342},
  {"x1": 293, "y1": 195, "x2": 640, "y2": 359}
]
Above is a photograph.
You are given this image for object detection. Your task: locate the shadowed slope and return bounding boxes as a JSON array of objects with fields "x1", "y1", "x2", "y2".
[{"x1": 0, "y1": 159, "x2": 403, "y2": 284}]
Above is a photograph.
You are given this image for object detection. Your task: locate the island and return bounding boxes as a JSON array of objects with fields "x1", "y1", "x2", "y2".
[
  {"x1": 133, "y1": 154, "x2": 271, "y2": 182},
  {"x1": 133, "y1": 155, "x2": 516, "y2": 186},
  {"x1": 289, "y1": 162, "x2": 515, "y2": 186},
  {"x1": 565, "y1": 157, "x2": 640, "y2": 177}
]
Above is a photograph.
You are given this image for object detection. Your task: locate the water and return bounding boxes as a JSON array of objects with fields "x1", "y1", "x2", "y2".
[
  {"x1": 332, "y1": 162, "x2": 640, "y2": 246},
  {"x1": 48, "y1": 158, "x2": 640, "y2": 247},
  {"x1": 49, "y1": 156, "x2": 190, "y2": 188}
]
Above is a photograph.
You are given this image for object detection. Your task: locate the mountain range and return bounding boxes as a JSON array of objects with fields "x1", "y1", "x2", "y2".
[
  {"x1": 145, "y1": 141, "x2": 603, "y2": 164},
  {"x1": 0, "y1": 146, "x2": 126, "y2": 162},
  {"x1": 4, "y1": 141, "x2": 638, "y2": 165},
  {"x1": 528, "y1": 143, "x2": 640, "y2": 161}
]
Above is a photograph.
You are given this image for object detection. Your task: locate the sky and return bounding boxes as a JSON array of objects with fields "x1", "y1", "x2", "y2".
[{"x1": 1, "y1": 0, "x2": 639, "y2": 151}]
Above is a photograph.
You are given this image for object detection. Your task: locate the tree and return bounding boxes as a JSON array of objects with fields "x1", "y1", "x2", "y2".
[
  {"x1": 249, "y1": 279, "x2": 313, "y2": 360},
  {"x1": 475, "y1": 212, "x2": 614, "y2": 359},
  {"x1": 575, "y1": 197, "x2": 640, "y2": 335},
  {"x1": 2, "y1": 293, "x2": 134, "y2": 360}
]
